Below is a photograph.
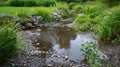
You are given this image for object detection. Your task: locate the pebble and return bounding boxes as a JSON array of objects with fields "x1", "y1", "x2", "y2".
[
  {"x1": 47, "y1": 64, "x2": 53, "y2": 67},
  {"x1": 37, "y1": 29, "x2": 41, "y2": 32},
  {"x1": 46, "y1": 51, "x2": 49, "y2": 54},
  {"x1": 42, "y1": 51, "x2": 45, "y2": 53},
  {"x1": 64, "y1": 55, "x2": 69, "y2": 60},
  {"x1": 27, "y1": 23, "x2": 33, "y2": 27},
  {"x1": 36, "y1": 43, "x2": 40, "y2": 45}
]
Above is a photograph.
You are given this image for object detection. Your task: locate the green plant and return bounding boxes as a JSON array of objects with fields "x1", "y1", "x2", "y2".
[
  {"x1": 25, "y1": 0, "x2": 37, "y2": 7},
  {"x1": 58, "y1": 6, "x2": 70, "y2": 18},
  {"x1": 0, "y1": 23, "x2": 25, "y2": 65},
  {"x1": 56, "y1": 0, "x2": 83, "y2": 3},
  {"x1": 6, "y1": 0, "x2": 56, "y2": 7},
  {"x1": 96, "y1": 6, "x2": 120, "y2": 42},
  {"x1": 96, "y1": 0, "x2": 120, "y2": 7},
  {"x1": 7, "y1": 0, "x2": 25, "y2": 6},
  {"x1": 79, "y1": 22, "x2": 91, "y2": 31},
  {"x1": 69, "y1": 2, "x2": 76, "y2": 9},
  {"x1": 37, "y1": 0, "x2": 56, "y2": 7},
  {"x1": 34, "y1": 8, "x2": 52, "y2": 22},
  {"x1": 75, "y1": 14, "x2": 89, "y2": 24},
  {"x1": 73, "y1": 5, "x2": 83, "y2": 13},
  {"x1": 89, "y1": 5, "x2": 107, "y2": 13},
  {"x1": 81, "y1": 42, "x2": 101, "y2": 67}
]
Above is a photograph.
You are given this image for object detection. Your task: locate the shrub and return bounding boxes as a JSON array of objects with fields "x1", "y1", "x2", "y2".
[
  {"x1": 6, "y1": 0, "x2": 56, "y2": 7},
  {"x1": 96, "y1": 0, "x2": 120, "y2": 7},
  {"x1": 7, "y1": 0, "x2": 25, "y2": 6},
  {"x1": 81, "y1": 42, "x2": 101, "y2": 67},
  {"x1": 79, "y1": 22, "x2": 91, "y2": 31},
  {"x1": 25, "y1": 0, "x2": 37, "y2": 7},
  {"x1": 0, "y1": 23, "x2": 25, "y2": 65},
  {"x1": 89, "y1": 5, "x2": 107, "y2": 13},
  {"x1": 57, "y1": 0, "x2": 83, "y2": 3},
  {"x1": 37, "y1": 0, "x2": 56, "y2": 7},
  {"x1": 96, "y1": 6, "x2": 120, "y2": 42},
  {"x1": 73, "y1": 5, "x2": 83, "y2": 13},
  {"x1": 69, "y1": 2, "x2": 77, "y2": 9},
  {"x1": 34, "y1": 8, "x2": 52, "y2": 22},
  {"x1": 58, "y1": 6, "x2": 70, "y2": 18},
  {"x1": 75, "y1": 14, "x2": 89, "y2": 24}
]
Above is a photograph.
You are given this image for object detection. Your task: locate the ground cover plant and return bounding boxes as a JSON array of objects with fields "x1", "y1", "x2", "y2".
[{"x1": 0, "y1": 22, "x2": 25, "y2": 65}]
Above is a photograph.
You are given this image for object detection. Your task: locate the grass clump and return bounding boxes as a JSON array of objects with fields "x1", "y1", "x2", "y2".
[
  {"x1": 96, "y1": 0, "x2": 120, "y2": 7},
  {"x1": 73, "y1": 1, "x2": 108, "y2": 31},
  {"x1": 0, "y1": 22, "x2": 25, "y2": 65},
  {"x1": 33, "y1": 7, "x2": 53, "y2": 22},
  {"x1": 96, "y1": 6, "x2": 120, "y2": 43}
]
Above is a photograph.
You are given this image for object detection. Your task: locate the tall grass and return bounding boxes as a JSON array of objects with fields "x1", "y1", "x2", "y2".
[
  {"x1": 0, "y1": 22, "x2": 25, "y2": 65},
  {"x1": 96, "y1": 5, "x2": 120, "y2": 43}
]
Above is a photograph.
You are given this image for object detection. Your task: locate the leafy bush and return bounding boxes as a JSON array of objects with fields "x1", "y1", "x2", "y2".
[
  {"x1": 34, "y1": 8, "x2": 52, "y2": 22},
  {"x1": 7, "y1": 0, "x2": 25, "y2": 6},
  {"x1": 79, "y1": 22, "x2": 91, "y2": 31},
  {"x1": 96, "y1": 6, "x2": 120, "y2": 43},
  {"x1": 25, "y1": 0, "x2": 37, "y2": 7},
  {"x1": 75, "y1": 14, "x2": 90, "y2": 24},
  {"x1": 58, "y1": 6, "x2": 70, "y2": 18},
  {"x1": 73, "y1": 5, "x2": 83, "y2": 13},
  {"x1": 81, "y1": 42, "x2": 101, "y2": 67},
  {"x1": 37, "y1": 0, "x2": 56, "y2": 7},
  {"x1": 96, "y1": 0, "x2": 120, "y2": 7},
  {"x1": 57, "y1": 0, "x2": 83, "y2": 3},
  {"x1": 89, "y1": 5, "x2": 107, "y2": 13},
  {"x1": 6, "y1": 0, "x2": 56, "y2": 7},
  {"x1": 0, "y1": 23, "x2": 25, "y2": 65}
]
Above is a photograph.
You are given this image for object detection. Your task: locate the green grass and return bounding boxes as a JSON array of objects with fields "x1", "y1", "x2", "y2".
[
  {"x1": 0, "y1": 7, "x2": 56, "y2": 16},
  {"x1": 0, "y1": 22, "x2": 26, "y2": 65}
]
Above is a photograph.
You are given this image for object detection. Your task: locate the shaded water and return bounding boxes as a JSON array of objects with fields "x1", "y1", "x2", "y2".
[{"x1": 33, "y1": 26, "x2": 98, "y2": 63}]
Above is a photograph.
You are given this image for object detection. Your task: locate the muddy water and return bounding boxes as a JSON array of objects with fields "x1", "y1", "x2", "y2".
[{"x1": 33, "y1": 26, "x2": 98, "y2": 64}]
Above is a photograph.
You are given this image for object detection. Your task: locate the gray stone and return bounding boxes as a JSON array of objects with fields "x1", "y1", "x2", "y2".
[{"x1": 27, "y1": 23, "x2": 33, "y2": 27}]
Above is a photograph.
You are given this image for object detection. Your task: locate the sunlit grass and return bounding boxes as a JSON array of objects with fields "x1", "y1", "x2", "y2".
[{"x1": 0, "y1": 7, "x2": 57, "y2": 16}]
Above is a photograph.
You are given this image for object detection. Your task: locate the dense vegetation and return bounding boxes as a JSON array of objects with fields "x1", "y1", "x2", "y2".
[
  {"x1": 1, "y1": 0, "x2": 56, "y2": 7},
  {"x1": 0, "y1": 22, "x2": 25, "y2": 65}
]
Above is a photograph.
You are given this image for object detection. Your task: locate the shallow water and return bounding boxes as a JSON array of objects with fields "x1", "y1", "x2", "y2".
[{"x1": 34, "y1": 26, "x2": 98, "y2": 63}]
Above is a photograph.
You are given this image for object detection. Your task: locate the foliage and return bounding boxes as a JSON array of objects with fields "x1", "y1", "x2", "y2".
[
  {"x1": 0, "y1": 7, "x2": 56, "y2": 18},
  {"x1": 74, "y1": 14, "x2": 93, "y2": 31},
  {"x1": 57, "y1": 3, "x2": 70, "y2": 18},
  {"x1": 56, "y1": 0, "x2": 83, "y2": 3},
  {"x1": 6, "y1": 0, "x2": 25, "y2": 6},
  {"x1": 96, "y1": 6, "x2": 120, "y2": 43},
  {"x1": 96, "y1": 0, "x2": 120, "y2": 7},
  {"x1": 0, "y1": 22, "x2": 25, "y2": 64},
  {"x1": 37, "y1": 0, "x2": 56, "y2": 7},
  {"x1": 75, "y1": 14, "x2": 89, "y2": 24},
  {"x1": 73, "y1": 5, "x2": 83, "y2": 13},
  {"x1": 79, "y1": 22, "x2": 91, "y2": 31},
  {"x1": 34, "y1": 7, "x2": 52, "y2": 22},
  {"x1": 5, "y1": 0, "x2": 56, "y2": 7},
  {"x1": 81, "y1": 42, "x2": 101, "y2": 67},
  {"x1": 25, "y1": 0, "x2": 37, "y2": 7},
  {"x1": 73, "y1": 2, "x2": 107, "y2": 31},
  {"x1": 89, "y1": 5, "x2": 107, "y2": 13}
]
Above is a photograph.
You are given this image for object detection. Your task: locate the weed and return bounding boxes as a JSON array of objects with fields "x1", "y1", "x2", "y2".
[{"x1": 81, "y1": 42, "x2": 101, "y2": 67}]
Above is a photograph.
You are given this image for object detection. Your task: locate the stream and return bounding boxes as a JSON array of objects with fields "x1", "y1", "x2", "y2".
[{"x1": 11, "y1": 21, "x2": 101, "y2": 67}]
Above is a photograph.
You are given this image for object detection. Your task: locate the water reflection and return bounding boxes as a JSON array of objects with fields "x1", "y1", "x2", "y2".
[
  {"x1": 39, "y1": 27, "x2": 76, "y2": 50},
  {"x1": 36, "y1": 27, "x2": 98, "y2": 61}
]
